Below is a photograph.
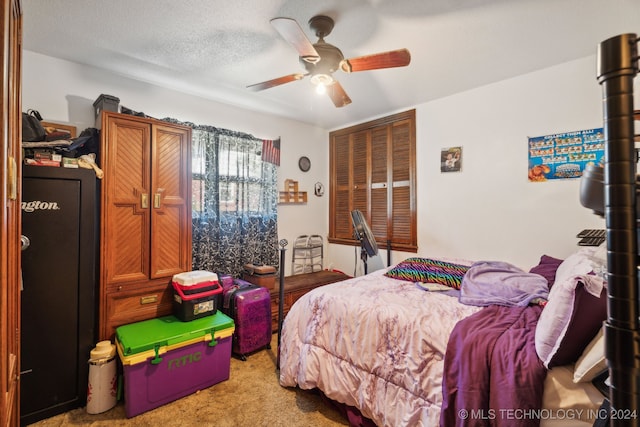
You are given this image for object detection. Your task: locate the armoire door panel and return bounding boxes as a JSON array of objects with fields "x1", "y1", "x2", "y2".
[
  {"x1": 103, "y1": 118, "x2": 151, "y2": 285},
  {"x1": 151, "y1": 207, "x2": 187, "y2": 278},
  {"x1": 108, "y1": 205, "x2": 149, "y2": 283},
  {"x1": 110, "y1": 119, "x2": 151, "y2": 204},
  {"x1": 150, "y1": 124, "x2": 190, "y2": 278},
  {"x1": 153, "y1": 125, "x2": 187, "y2": 197}
]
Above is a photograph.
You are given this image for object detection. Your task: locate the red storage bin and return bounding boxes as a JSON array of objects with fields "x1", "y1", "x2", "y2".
[{"x1": 172, "y1": 271, "x2": 222, "y2": 321}]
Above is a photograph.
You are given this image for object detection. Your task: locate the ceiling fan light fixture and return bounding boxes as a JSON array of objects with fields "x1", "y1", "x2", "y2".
[{"x1": 310, "y1": 73, "x2": 334, "y2": 94}]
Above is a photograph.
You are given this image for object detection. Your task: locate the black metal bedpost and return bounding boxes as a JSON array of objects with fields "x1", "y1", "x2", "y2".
[
  {"x1": 276, "y1": 239, "x2": 288, "y2": 370},
  {"x1": 596, "y1": 33, "x2": 640, "y2": 426}
]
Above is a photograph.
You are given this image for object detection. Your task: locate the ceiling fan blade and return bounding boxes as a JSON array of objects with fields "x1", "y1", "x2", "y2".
[
  {"x1": 340, "y1": 48, "x2": 411, "y2": 73},
  {"x1": 327, "y1": 81, "x2": 352, "y2": 108},
  {"x1": 247, "y1": 73, "x2": 306, "y2": 91},
  {"x1": 270, "y1": 17, "x2": 320, "y2": 63}
]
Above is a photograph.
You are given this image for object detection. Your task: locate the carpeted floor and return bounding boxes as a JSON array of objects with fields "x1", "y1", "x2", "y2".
[{"x1": 28, "y1": 334, "x2": 349, "y2": 427}]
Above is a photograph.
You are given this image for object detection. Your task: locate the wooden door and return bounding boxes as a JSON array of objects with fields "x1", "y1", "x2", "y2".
[
  {"x1": 101, "y1": 114, "x2": 151, "y2": 285},
  {"x1": 149, "y1": 123, "x2": 191, "y2": 279},
  {"x1": 389, "y1": 118, "x2": 415, "y2": 249},
  {"x1": 1, "y1": 0, "x2": 22, "y2": 425},
  {"x1": 330, "y1": 133, "x2": 351, "y2": 240},
  {"x1": 370, "y1": 126, "x2": 389, "y2": 242},
  {"x1": 351, "y1": 130, "x2": 369, "y2": 215}
]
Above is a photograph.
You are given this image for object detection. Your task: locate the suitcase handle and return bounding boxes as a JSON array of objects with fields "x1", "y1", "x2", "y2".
[{"x1": 172, "y1": 280, "x2": 222, "y2": 301}]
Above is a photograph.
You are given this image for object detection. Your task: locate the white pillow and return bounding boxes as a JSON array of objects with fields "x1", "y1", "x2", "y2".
[
  {"x1": 553, "y1": 248, "x2": 596, "y2": 287},
  {"x1": 573, "y1": 326, "x2": 607, "y2": 383}
]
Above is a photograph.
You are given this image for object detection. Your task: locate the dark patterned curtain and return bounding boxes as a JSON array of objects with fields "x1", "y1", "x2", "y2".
[{"x1": 187, "y1": 124, "x2": 279, "y2": 278}]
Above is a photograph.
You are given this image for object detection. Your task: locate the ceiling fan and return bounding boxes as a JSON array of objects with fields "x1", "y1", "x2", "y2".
[{"x1": 247, "y1": 15, "x2": 411, "y2": 108}]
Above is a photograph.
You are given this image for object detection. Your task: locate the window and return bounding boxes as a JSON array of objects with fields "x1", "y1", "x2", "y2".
[
  {"x1": 190, "y1": 126, "x2": 279, "y2": 277},
  {"x1": 329, "y1": 109, "x2": 417, "y2": 252},
  {"x1": 192, "y1": 131, "x2": 276, "y2": 215}
]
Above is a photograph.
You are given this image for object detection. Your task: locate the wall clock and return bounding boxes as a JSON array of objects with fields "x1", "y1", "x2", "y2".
[{"x1": 298, "y1": 156, "x2": 311, "y2": 172}]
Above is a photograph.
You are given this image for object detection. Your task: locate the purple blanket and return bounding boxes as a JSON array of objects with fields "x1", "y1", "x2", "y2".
[
  {"x1": 460, "y1": 261, "x2": 549, "y2": 307},
  {"x1": 440, "y1": 304, "x2": 547, "y2": 427}
]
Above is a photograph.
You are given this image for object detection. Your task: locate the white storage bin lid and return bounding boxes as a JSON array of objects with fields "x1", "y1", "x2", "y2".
[{"x1": 172, "y1": 270, "x2": 218, "y2": 286}]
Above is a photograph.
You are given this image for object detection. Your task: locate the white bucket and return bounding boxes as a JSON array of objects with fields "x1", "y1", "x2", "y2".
[{"x1": 86, "y1": 340, "x2": 117, "y2": 414}]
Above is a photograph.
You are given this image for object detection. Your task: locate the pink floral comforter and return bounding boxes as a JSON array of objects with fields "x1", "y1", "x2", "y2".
[{"x1": 278, "y1": 268, "x2": 481, "y2": 427}]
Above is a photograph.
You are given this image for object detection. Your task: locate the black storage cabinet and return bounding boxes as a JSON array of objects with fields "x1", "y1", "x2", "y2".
[{"x1": 20, "y1": 165, "x2": 98, "y2": 425}]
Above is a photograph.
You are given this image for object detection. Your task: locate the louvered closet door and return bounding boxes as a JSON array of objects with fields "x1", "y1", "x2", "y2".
[
  {"x1": 352, "y1": 130, "x2": 369, "y2": 215},
  {"x1": 370, "y1": 126, "x2": 389, "y2": 243},
  {"x1": 150, "y1": 124, "x2": 191, "y2": 278},
  {"x1": 103, "y1": 118, "x2": 151, "y2": 284},
  {"x1": 332, "y1": 133, "x2": 352, "y2": 240},
  {"x1": 329, "y1": 109, "x2": 416, "y2": 251},
  {"x1": 390, "y1": 119, "x2": 415, "y2": 248}
]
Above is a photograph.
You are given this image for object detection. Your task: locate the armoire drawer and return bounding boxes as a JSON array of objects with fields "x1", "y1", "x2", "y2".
[{"x1": 104, "y1": 283, "x2": 173, "y2": 339}]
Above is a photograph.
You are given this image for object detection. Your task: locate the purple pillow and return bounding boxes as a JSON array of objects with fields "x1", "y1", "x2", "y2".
[
  {"x1": 529, "y1": 255, "x2": 564, "y2": 289},
  {"x1": 535, "y1": 272, "x2": 607, "y2": 369},
  {"x1": 547, "y1": 283, "x2": 607, "y2": 367}
]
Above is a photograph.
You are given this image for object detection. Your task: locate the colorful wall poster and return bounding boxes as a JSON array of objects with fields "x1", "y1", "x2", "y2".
[
  {"x1": 441, "y1": 146, "x2": 462, "y2": 173},
  {"x1": 527, "y1": 128, "x2": 604, "y2": 182}
]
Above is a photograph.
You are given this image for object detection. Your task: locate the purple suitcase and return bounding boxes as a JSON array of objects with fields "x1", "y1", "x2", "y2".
[{"x1": 221, "y1": 278, "x2": 272, "y2": 360}]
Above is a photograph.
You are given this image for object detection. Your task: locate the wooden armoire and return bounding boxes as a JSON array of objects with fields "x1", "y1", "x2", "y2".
[{"x1": 99, "y1": 111, "x2": 192, "y2": 340}]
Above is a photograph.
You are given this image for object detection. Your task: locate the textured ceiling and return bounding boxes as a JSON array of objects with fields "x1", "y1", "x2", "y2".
[{"x1": 21, "y1": 0, "x2": 640, "y2": 129}]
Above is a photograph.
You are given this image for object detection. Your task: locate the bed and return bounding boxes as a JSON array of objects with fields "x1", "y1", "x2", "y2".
[{"x1": 279, "y1": 252, "x2": 609, "y2": 427}]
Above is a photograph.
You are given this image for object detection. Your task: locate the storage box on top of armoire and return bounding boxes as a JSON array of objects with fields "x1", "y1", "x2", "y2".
[
  {"x1": 115, "y1": 313, "x2": 234, "y2": 418},
  {"x1": 241, "y1": 264, "x2": 277, "y2": 290},
  {"x1": 172, "y1": 271, "x2": 222, "y2": 321},
  {"x1": 92, "y1": 94, "x2": 120, "y2": 128}
]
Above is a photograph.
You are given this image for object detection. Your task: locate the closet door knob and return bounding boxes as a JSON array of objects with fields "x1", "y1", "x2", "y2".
[{"x1": 141, "y1": 193, "x2": 149, "y2": 209}]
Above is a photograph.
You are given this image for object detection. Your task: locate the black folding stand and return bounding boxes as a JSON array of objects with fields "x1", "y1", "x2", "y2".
[
  {"x1": 359, "y1": 237, "x2": 369, "y2": 275},
  {"x1": 276, "y1": 239, "x2": 288, "y2": 370}
]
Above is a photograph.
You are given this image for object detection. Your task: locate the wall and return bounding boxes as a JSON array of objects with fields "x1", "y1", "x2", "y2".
[
  {"x1": 22, "y1": 51, "x2": 329, "y2": 276},
  {"x1": 23, "y1": 51, "x2": 638, "y2": 277},
  {"x1": 328, "y1": 55, "x2": 638, "y2": 275}
]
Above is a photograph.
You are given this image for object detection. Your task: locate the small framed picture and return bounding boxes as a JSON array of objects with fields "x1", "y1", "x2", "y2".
[{"x1": 441, "y1": 146, "x2": 462, "y2": 173}]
